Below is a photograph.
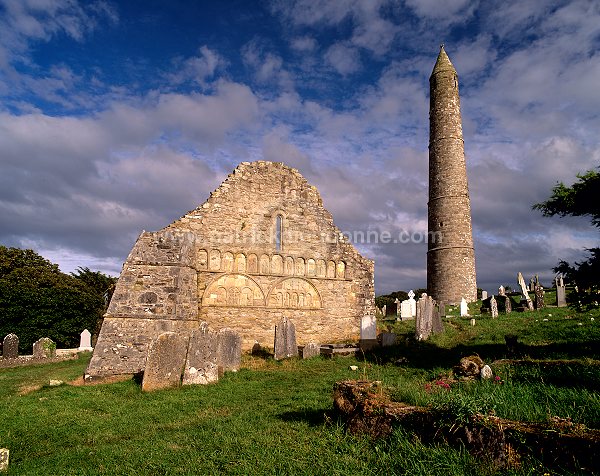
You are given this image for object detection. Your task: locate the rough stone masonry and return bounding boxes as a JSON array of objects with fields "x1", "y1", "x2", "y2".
[{"x1": 85, "y1": 161, "x2": 375, "y2": 382}]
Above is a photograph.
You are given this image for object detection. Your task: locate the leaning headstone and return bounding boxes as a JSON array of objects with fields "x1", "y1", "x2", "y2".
[
  {"x1": 400, "y1": 300, "x2": 413, "y2": 320},
  {"x1": 0, "y1": 448, "x2": 8, "y2": 473},
  {"x1": 415, "y1": 293, "x2": 435, "y2": 341},
  {"x1": 217, "y1": 328, "x2": 242, "y2": 373},
  {"x1": 517, "y1": 272, "x2": 534, "y2": 311},
  {"x1": 274, "y1": 317, "x2": 298, "y2": 360},
  {"x1": 481, "y1": 291, "x2": 488, "y2": 300},
  {"x1": 33, "y1": 337, "x2": 56, "y2": 359},
  {"x1": 504, "y1": 295, "x2": 512, "y2": 314},
  {"x1": 408, "y1": 290, "x2": 417, "y2": 317},
  {"x1": 380, "y1": 332, "x2": 397, "y2": 347},
  {"x1": 183, "y1": 323, "x2": 218, "y2": 385},
  {"x1": 490, "y1": 295, "x2": 498, "y2": 318},
  {"x1": 79, "y1": 329, "x2": 93, "y2": 352},
  {"x1": 498, "y1": 285, "x2": 505, "y2": 296},
  {"x1": 460, "y1": 297, "x2": 469, "y2": 317},
  {"x1": 2, "y1": 334, "x2": 18, "y2": 359},
  {"x1": 534, "y1": 285, "x2": 545, "y2": 310},
  {"x1": 301, "y1": 342, "x2": 320, "y2": 359},
  {"x1": 141, "y1": 332, "x2": 188, "y2": 392}
]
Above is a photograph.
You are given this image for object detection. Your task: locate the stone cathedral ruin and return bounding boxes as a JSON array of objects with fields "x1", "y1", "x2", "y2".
[
  {"x1": 85, "y1": 46, "x2": 476, "y2": 381},
  {"x1": 86, "y1": 161, "x2": 375, "y2": 381}
]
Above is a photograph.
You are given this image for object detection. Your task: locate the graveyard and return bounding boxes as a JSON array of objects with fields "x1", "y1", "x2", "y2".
[{"x1": 1, "y1": 294, "x2": 599, "y2": 475}]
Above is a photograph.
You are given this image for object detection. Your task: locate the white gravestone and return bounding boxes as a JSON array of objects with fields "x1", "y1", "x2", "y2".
[
  {"x1": 481, "y1": 291, "x2": 488, "y2": 300},
  {"x1": 400, "y1": 300, "x2": 413, "y2": 320},
  {"x1": 79, "y1": 329, "x2": 93, "y2": 351},
  {"x1": 460, "y1": 297, "x2": 469, "y2": 317},
  {"x1": 408, "y1": 290, "x2": 416, "y2": 317},
  {"x1": 360, "y1": 315, "x2": 377, "y2": 341}
]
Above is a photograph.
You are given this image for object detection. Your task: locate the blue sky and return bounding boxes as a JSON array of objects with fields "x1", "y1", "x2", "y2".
[{"x1": 1, "y1": 0, "x2": 599, "y2": 295}]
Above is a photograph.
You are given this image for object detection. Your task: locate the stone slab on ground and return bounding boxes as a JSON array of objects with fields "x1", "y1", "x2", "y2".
[{"x1": 300, "y1": 342, "x2": 320, "y2": 359}]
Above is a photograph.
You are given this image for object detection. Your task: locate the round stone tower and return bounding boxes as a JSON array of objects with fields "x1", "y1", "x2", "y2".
[{"x1": 427, "y1": 45, "x2": 477, "y2": 304}]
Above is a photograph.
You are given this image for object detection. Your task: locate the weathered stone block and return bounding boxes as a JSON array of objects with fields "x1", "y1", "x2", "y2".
[
  {"x1": 141, "y1": 332, "x2": 188, "y2": 392},
  {"x1": 0, "y1": 448, "x2": 8, "y2": 473},
  {"x1": 301, "y1": 342, "x2": 320, "y2": 359},
  {"x1": 274, "y1": 317, "x2": 298, "y2": 360},
  {"x1": 183, "y1": 323, "x2": 218, "y2": 385},
  {"x1": 2, "y1": 334, "x2": 18, "y2": 359},
  {"x1": 216, "y1": 328, "x2": 241, "y2": 373},
  {"x1": 32, "y1": 337, "x2": 56, "y2": 359}
]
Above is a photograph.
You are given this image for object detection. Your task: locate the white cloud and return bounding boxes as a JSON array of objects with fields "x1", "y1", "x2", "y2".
[{"x1": 324, "y1": 43, "x2": 361, "y2": 75}]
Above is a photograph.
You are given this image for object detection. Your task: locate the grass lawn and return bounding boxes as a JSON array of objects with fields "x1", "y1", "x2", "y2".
[{"x1": 1, "y1": 304, "x2": 599, "y2": 475}]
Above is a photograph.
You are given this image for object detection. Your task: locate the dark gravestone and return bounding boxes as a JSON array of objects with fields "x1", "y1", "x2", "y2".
[
  {"x1": 2, "y1": 334, "x2": 19, "y2": 359},
  {"x1": 33, "y1": 337, "x2": 56, "y2": 359},
  {"x1": 183, "y1": 323, "x2": 218, "y2": 385},
  {"x1": 415, "y1": 293, "x2": 436, "y2": 341},
  {"x1": 217, "y1": 328, "x2": 241, "y2": 373},
  {"x1": 142, "y1": 332, "x2": 188, "y2": 392},
  {"x1": 534, "y1": 285, "x2": 545, "y2": 310},
  {"x1": 432, "y1": 300, "x2": 444, "y2": 334},
  {"x1": 274, "y1": 317, "x2": 298, "y2": 360}
]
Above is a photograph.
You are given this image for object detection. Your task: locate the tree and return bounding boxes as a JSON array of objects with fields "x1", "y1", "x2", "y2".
[
  {"x1": 0, "y1": 246, "x2": 115, "y2": 351},
  {"x1": 533, "y1": 167, "x2": 600, "y2": 307}
]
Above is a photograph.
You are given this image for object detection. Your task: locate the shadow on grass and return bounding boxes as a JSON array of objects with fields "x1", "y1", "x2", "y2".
[{"x1": 277, "y1": 408, "x2": 334, "y2": 426}]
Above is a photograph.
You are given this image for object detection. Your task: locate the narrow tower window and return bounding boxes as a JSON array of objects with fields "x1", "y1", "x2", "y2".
[{"x1": 275, "y1": 215, "x2": 283, "y2": 251}]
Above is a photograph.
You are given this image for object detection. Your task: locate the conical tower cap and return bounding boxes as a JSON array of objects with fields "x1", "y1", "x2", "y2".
[{"x1": 430, "y1": 44, "x2": 456, "y2": 77}]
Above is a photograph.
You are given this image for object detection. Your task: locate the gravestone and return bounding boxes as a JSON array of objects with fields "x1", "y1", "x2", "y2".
[
  {"x1": 470, "y1": 318, "x2": 476, "y2": 326},
  {"x1": 555, "y1": 275, "x2": 567, "y2": 307},
  {"x1": 498, "y1": 285, "x2": 505, "y2": 296},
  {"x1": 274, "y1": 317, "x2": 298, "y2": 360},
  {"x1": 301, "y1": 342, "x2": 320, "y2": 359},
  {"x1": 79, "y1": 329, "x2": 93, "y2": 352},
  {"x1": 517, "y1": 272, "x2": 534, "y2": 311},
  {"x1": 481, "y1": 291, "x2": 488, "y2": 300},
  {"x1": 380, "y1": 332, "x2": 396, "y2": 347},
  {"x1": 394, "y1": 298, "x2": 401, "y2": 316},
  {"x1": 534, "y1": 285, "x2": 545, "y2": 310},
  {"x1": 529, "y1": 278, "x2": 535, "y2": 292},
  {"x1": 183, "y1": 323, "x2": 218, "y2": 385},
  {"x1": 33, "y1": 337, "x2": 56, "y2": 359},
  {"x1": 400, "y1": 300, "x2": 413, "y2": 320},
  {"x1": 415, "y1": 293, "x2": 436, "y2": 341},
  {"x1": 217, "y1": 328, "x2": 242, "y2": 373},
  {"x1": 381, "y1": 305, "x2": 386, "y2": 316},
  {"x1": 480, "y1": 365, "x2": 493, "y2": 379},
  {"x1": 490, "y1": 295, "x2": 498, "y2": 318},
  {"x1": 408, "y1": 290, "x2": 417, "y2": 317},
  {"x1": 142, "y1": 332, "x2": 188, "y2": 392},
  {"x1": 2, "y1": 334, "x2": 18, "y2": 359},
  {"x1": 433, "y1": 300, "x2": 444, "y2": 334},
  {"x1": 0, "y1": 448, "x2": 8, "y2": 473},
  {"x1": 360, "y1": 315, "x2": 377, "y2": 344},
  {"x1": 504, "y1": 295, "x2": 512, "y2": 314},
  {"x1": 460, "y1": 297, "x2": 469, "y2": 317}
]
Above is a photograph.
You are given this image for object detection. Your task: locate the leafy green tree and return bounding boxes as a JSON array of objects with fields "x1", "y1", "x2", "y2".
[
  {"x1": 0, "y1": 246, "x2": 115, "y2": 352},
  {"x1": 533, "y1": 168, "x2": 600, "y2": 306}
]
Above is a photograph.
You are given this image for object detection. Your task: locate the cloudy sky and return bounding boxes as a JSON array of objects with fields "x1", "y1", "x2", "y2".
[{"x1": 1, "y1": 0, "x2": 599, "y2": 295}]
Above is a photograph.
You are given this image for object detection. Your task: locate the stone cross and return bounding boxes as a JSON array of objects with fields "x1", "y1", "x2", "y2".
[
  {"x1": 142, "y1": 332, "x2": 188, "y2": 392},
  {"x1": 408, "y1": 290, "x2": 417, "y2": 317},
  {"x1": 415, "y1": 293, "x2": 436, "y2": 341},
  {"x1": 460, "y1": 297, "x2": 469, "y2": 317},
  {"x1": 498, "y1": 285, "x2": 505, "y2": 296},
  {"x1": 33, "y1": 337, "x2": 56, "y2": 359},
  {"x1": 79, "y1": 329, "x2": 93, "y2": 351},
  {"x1": 183, "y1": 323, "x2": 218, "y2": 385},
  {"x1": 490, "y1": 295, "x2": 498, "y2": 318},
  {"x1": 2, "y1": 334, "x2": 18, "y2": 359},
  {"x1": 360, "y1": 315, "x2": 377, "y2": 341},
  {"x1": 274, "y1": 317, "x2": 298, "y2": 360},
  {"x1": 517, "y1": 272, "x2": 534, "y2": 311},
  {"x1": 481, "y1": 290, "x2": 488, "y2": 300},
  {"x1": 217, "y1": 328, "x2": 242, "y2": 373}
]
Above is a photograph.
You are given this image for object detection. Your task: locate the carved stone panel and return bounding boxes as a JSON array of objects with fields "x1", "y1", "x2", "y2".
[
  {"x1": 327, "y1": 260, "x2": 335, "y2": 278},
  {"x1": 285, "y1": 256, "x2": 294, "y2": 275},
  {"x1": 317, "y1": 259, "x2": 326, "y2": 277},
  {"x1": 235, "y1": 253, "x2": 246, "y2": 273},
  {"x1": 204, "y1": 274, "x2": 265, "y2": 307},
  {"x1": 222, "y1": 252, "x2": 234, "y2": 272},
  {"x1": 197, "y1": 249, "x2": 208, "y2": 270},
  {"x1": 267, "y1": 277, "x2": 322, "y2": 309},
  {"x1": 272, "y1": 254, "x2": 283, "y2": 274},
  {"x1": 248, "y1": 254, "x2": 258, "y2": 273},
  {"x1": 307, "y1": 259, "x2": 316, "y2": 276},
  {"x1": 295, "y1": 257, "x2": 305, "y2": 276},
  {"x1": 337, "y1": 261, "x2": 346, "y2": 279},
  {"x1": 260, "y1": 254, "x2": 270, "y2": 274},
  {"x1": 209, "y1": 249, "x2": 221, "y2": 271}
]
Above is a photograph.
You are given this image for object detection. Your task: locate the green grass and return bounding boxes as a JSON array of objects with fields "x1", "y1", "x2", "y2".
[{"x1": 1, "y1": 305, "x2": 599, "y2": 475}]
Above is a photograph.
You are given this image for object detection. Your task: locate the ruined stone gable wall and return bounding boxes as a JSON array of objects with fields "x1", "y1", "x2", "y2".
[{"x1": 86, "y1": 161, "x2": 375, "y2": 380}]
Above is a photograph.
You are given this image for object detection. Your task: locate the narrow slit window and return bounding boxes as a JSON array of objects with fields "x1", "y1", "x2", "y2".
[{"x1": 276, "y1": 215, "x2": 283, "y2": 251}]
